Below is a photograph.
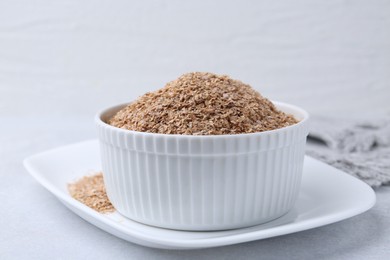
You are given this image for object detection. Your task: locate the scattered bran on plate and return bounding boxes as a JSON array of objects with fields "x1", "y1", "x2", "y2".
[
  {"x1": 68, "y1": 173, "x2": 114, "y2": 214},
  {"x1": 108, "y1": 72, "x2": 298, "y2": 135}
]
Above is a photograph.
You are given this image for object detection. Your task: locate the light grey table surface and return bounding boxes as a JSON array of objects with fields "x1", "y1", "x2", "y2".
[{"x1": 1, "y1": 116, "x2": 389, "y2": 260}]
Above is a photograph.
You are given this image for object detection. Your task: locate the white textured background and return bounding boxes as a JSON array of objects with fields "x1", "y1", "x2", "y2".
[{"x1": 1, "y1": 0, "x2": 389, "y2": 118}]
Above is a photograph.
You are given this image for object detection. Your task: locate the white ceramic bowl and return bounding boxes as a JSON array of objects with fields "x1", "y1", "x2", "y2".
[{"x1": 95, "y1": 101, "x2": 309, "y2": 231}]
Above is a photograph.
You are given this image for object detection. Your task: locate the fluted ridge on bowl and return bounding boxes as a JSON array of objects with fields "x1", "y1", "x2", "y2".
[{"x1": 99, "y1": 140, "x2": 306, "y2": 230}]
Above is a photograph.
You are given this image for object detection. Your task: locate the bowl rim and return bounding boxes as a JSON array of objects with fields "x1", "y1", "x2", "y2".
[{"x1": 95, "y1": 100, "x2": 309, "y2": 139}]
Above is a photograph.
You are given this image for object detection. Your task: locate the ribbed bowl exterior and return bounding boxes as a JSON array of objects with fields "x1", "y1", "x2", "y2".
[{"x1": 96, "y1": 102, "x2": 309, "y2": 231}]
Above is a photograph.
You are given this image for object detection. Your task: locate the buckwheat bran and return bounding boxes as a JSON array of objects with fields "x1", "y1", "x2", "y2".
[
  {"x1": 109, "y1": 72, "x2": 298, "y2": 135},
  {"x1": 68, "y1": 173, "x2": 114, "y2": 214}
]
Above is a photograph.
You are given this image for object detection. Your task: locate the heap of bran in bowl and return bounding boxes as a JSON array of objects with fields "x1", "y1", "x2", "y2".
[{"x1": 108, "y1": 72, "x2": 297, "y2": 135}]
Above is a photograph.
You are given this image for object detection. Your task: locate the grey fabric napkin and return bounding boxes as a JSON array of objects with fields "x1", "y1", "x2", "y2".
[{"x1": 305, "y1": 116, "x2": 390, "y2": 187}]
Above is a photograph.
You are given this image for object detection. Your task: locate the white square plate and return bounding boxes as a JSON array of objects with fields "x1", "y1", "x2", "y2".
[{"x1": 23, "y1": 140, "x2": 375, "y2": 249}]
